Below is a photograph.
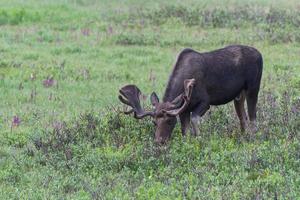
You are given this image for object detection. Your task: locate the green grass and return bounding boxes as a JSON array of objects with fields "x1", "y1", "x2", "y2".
[{"x1": 0, "y1": 0, "x2": 300, "y2": 199}]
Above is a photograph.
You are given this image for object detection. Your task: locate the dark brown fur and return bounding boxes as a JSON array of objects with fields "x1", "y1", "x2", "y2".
[{"x1": 119, "y1": 45, "x2": 263, "y2": 143}]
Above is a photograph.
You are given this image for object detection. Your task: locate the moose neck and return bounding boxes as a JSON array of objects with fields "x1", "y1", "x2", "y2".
[
  {"x1": 162, "y1": 77, "x2": 184, "y2": 103},
  {"x1": 162, "y1": 48, "x2": 196, "y2": 103}
]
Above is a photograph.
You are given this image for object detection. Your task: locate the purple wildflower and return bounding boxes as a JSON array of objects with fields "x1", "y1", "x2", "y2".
[
  {"x1": 107, "y1": 26, "x2": 113, "y2": 35},
  {"x1": 43, "y1": 77, "x2": 55, "y2": 88},
  {"x1": 81, "y1": 28, "x2": 90, "y2": 36},
  {"x1": 12, "y1": 116, "x2": 21, "y2": 127}
]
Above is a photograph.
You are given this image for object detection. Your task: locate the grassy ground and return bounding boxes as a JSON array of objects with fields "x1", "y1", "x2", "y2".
[{"x1": 0, "y1": 0, "x2": 300, "y2": 199}]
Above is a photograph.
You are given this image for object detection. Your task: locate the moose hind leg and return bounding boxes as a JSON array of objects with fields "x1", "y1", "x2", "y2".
[
  {"x1": 234, "y1": 91, "x2": 247, "y2": 132},
  {"x1": 246, "y1": 89, "x2": 259, "y2": 133}
]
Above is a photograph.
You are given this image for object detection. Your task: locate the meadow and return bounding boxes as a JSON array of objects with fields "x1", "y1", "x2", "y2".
[{"x1": 0, "y1": 0, "x2": 299, "y2": 199}]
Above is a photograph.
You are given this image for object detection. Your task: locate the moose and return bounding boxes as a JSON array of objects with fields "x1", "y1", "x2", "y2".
[{"x1": 118, "y1": 45, "x2": 263, "y2": 143}]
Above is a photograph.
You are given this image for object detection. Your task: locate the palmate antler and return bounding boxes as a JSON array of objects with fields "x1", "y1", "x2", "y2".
[
  {"x1": 163, "y1": 79, "x2": 195, "y2": 116},
  {"x1": 118, "y1": 85, "x2": 154, "y2": 119}
]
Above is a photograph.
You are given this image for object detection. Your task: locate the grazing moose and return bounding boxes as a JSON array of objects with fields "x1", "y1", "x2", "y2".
[{"x1": 118, "y1": 45, "x2": 263, "y2": 143}]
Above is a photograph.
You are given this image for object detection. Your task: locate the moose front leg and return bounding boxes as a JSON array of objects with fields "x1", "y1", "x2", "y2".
[
  {"x1": 190, "y1": 102, "x2": 210, "y2": 136},
  {"x1": 179, "y1": 111, "x2": 191, "y2": 136}
]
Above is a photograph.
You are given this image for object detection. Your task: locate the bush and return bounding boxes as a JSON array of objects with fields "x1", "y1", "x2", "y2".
[
  {"x1": 24, "y1": 86, "x2": 300, "y2": 198},
  {"x1": 0, "y1": 8, "x2": 41, "y2": 25}
]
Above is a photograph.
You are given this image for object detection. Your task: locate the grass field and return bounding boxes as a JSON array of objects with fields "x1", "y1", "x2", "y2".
[{"x1": 0, "y1": 0, "x2": 300, "y2": 199}]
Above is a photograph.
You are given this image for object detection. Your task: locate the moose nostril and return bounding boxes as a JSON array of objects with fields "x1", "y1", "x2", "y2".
[
  {"x1": 155, "y1": 137, "x2": 163, "y2": 144},
  {"x1": 155, "y1": 136, "x2": 168, "y2": 145}
]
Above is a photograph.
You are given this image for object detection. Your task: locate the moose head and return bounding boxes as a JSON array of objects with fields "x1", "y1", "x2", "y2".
[{"x1": 118, "y1": 79, "x2": 195, "y2": 143}]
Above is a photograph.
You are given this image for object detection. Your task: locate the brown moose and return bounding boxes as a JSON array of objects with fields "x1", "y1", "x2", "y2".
[{"x1": 119, "y1": 45, "x2": 263, "y2": 143}]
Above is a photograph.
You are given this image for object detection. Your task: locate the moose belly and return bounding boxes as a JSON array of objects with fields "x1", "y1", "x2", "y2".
[{"x1": 207, "y1": 80, "x2": 245, "y2": 105}]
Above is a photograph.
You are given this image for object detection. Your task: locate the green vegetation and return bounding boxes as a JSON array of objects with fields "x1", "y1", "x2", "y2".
[{"x1": 0, "y1": 0, "x2": 299, "y2": 199}]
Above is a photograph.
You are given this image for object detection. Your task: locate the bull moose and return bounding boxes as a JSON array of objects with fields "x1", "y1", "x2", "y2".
[{"x1": 118, "y1": 45, "x2": 263, "y2": 143}]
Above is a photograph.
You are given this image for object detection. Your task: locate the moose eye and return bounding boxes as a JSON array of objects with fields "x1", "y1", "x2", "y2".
[{"x1": 152, "y1": 120, "x2": 157, "y2": 126}]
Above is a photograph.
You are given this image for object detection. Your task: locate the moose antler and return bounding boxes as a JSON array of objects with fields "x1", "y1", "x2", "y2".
[
  {"x1": 118, "y1": 85, "x2": 154, "y2": 119},
  {"x1": 164, "y1": 79, "x2": 195, "y2": 116}
]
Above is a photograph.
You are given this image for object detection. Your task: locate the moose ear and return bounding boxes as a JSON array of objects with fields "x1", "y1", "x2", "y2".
[{"x1": 150, "y1": 92, "x2": 159, "y2": 106}]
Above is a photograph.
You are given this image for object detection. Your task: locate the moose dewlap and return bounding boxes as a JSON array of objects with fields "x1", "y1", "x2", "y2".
[{"x1": 119, "y1": 45, "x2": 263, "y2": 143}]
